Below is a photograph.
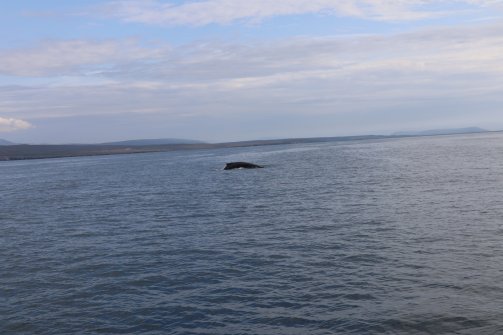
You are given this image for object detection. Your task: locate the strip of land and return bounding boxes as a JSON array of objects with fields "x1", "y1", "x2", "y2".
[
  {"x1": 0, "y1": 136, "x2": 391, "y2": 161},
  {"x1": 0, "y1": 129, "x2": 495, "y2": 161}
]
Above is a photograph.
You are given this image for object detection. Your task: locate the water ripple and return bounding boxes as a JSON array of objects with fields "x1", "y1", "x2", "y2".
[{"x1": 2, "y1": 133, "x2": 503, "y2": 334}]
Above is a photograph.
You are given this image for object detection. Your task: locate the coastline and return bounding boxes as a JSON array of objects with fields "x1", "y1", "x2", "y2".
[{"x1": 0, "y1": 131, "x2": 494, "y2": 161}]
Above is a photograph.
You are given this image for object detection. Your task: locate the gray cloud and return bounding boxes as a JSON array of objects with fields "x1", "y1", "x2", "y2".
[{"x1": 0, "y1": 39, "x2": 164, "y2": 77}]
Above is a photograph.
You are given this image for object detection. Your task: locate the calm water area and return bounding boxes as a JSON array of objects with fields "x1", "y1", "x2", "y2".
[{"x1": 1, "y1": 133, "x2": 503, "y2": 334}]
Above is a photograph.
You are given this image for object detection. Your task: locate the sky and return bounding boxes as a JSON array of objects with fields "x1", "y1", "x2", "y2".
[{"x1": 1, "y1": 0, "x2": 503, "y2": 143}]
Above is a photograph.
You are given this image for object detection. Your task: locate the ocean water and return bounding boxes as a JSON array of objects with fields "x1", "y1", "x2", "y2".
[{"x1": 1, "y1": 133, "x2": 503, "y2": 334}]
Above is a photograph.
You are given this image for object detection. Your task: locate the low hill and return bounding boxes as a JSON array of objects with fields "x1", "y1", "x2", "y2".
[
  {"x1": 393, "y1": 127, "x2": 487, "y2": 136},
  {"x1": 0, "y1": 139, "x2": 14, "y2": 145}
]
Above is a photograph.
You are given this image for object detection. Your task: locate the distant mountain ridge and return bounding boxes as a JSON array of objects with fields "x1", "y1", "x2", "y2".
[
  {"x1": 100, "y1": 138, "x2": 205, "y2": 146},
  {"x1": 0, "y1": 139, "x2": 14, "y2": 145},
  {"x1": 392, "y1": 127, "x2": 487, "y2": 136}
]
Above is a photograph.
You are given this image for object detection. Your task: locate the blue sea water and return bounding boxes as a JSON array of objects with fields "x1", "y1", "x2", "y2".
[{"x1": 1, "y1": 133, "x2": 503, "y2": 334}]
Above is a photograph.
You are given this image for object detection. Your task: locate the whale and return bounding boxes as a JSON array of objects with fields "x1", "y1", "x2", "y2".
[{"x1": 224, "y1": 162, "x2": 263, "y2": 170}]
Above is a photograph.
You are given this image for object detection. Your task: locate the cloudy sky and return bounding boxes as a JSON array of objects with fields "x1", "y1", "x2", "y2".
[{"x1": 1, "y1": 0, "x2": 503, "y2": 143}]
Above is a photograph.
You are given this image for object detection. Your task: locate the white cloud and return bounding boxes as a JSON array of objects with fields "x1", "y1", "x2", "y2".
[
  {"x1": 0, "y1": 117, "x2": 33, "y2": 132},
  {"x1": 96, "y1": 0, "x2": 503, "y2": 26}
]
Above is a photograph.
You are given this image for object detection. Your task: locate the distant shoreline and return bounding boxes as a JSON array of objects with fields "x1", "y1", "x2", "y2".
[{"x1": 0, "y1": 130, "x2": 497, "y2": 162}]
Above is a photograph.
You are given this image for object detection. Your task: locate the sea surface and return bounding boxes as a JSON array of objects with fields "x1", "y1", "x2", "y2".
[{"x1": 1, "y1": 133, "x2": 503, "y2": 334}]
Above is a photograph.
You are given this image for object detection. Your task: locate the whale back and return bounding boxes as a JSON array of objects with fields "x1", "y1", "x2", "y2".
[{"x1": 224, "y1": 162, "x2": 263, "y2": 170}]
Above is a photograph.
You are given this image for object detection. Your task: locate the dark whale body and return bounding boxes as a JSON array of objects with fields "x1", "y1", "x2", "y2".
[{"x1": 224, "y1": 162, "x2": 263, "y2": 170}]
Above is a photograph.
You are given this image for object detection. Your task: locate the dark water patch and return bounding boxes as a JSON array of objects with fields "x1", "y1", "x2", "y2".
[{"x1": 2, "y1": 133, "x2": 503, "y2": 334}]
